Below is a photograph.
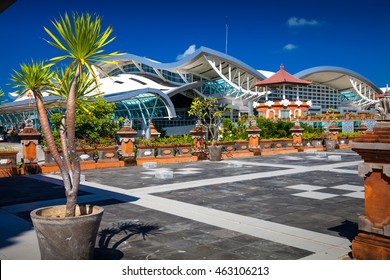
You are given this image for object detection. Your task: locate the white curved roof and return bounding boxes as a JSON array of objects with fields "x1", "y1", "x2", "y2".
[
  {"x1": 295, "y1": 66, "x2": 382, "y2": 106},
  {"x1": 2, "y1": 47, "x2": 384, "y2": 115}
]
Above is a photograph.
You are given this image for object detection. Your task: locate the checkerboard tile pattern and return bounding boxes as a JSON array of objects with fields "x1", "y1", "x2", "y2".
[{"x1": 286, "y1": 184, "x2": 364, "y2": 200}]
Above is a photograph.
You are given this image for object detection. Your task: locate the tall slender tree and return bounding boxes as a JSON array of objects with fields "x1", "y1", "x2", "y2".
[{"x1": 11, "y1": 12, "x2": 123, "y2": 217}]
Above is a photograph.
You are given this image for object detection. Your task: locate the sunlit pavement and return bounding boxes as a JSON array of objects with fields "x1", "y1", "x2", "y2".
[{"x1": 0, "y1": 149, "x2": 363, "y2": 260}]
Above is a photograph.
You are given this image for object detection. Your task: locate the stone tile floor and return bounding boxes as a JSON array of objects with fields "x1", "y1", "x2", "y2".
[{"x1": 0, "y1": 149, "x2": 364, "y2": 259}]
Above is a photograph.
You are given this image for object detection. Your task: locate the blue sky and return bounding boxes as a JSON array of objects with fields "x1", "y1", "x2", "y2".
[{"x1": 1, "y1": 0, "x2": 389, "y2": 99}]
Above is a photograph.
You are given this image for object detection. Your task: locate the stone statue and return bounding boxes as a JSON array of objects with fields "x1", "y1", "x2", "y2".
[{"x1": 375, "y1": 92, "x2": 390, "y2": 121}]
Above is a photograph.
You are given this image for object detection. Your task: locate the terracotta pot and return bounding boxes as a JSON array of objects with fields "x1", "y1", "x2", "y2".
[{"x1": 30, "y1": 204, "x2": 104, "y2": 260}]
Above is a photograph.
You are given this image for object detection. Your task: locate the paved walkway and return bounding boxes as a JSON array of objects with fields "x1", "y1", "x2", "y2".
[{"x1": 0, "y1": 148, "x2": 363, "y2": 260}]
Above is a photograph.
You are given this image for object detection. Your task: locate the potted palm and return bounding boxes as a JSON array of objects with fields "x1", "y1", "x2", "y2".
[
  {"x1": 188, "y1": 97, "x2": 231, "y2": 161},
  {"x1": 10, "y1": 12, "x2": 123, "y2": 259}
]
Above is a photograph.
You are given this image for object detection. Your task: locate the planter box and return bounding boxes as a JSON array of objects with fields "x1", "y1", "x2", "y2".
[
  {"x1": 216, "y1": 142, "x2": 235, "y2": 152},
  {"x1": 136, "y1": 145, "x2": 155, "y2": 158},
  {"x1": 272, "y1": 139, "x2": 294, "y2": 149},
  {"x1": 175, "y1": 144, "x2": 192, "y2": 156},
  {"x1": 259, "y1": 139, "x2": 274, "y2": 150},
  {"x1": 234, "y1": 140, "x2": 249, "y2": 151},
  {"x1": 0, "y1": 150, "x2": 18, "y2": 165},
  {"x1": 156, "y1": 144, "x2": 175, "y2": 157},
  {"x1": 259, "y1": 139, "x2": 297, "y2": 155},
  {"x1": 96, "y1": 146, "x2": 119, "y2": 161},
  {"x1": 44, "y1": 146, "x2": 119, "y2": 163},
  {"x1": 44, "y1": 147, "x2": 95, "y2": 163}
]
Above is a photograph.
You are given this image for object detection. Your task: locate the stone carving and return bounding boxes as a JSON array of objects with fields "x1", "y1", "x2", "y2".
[
  {"x1": 25, "y1": 118, "x2": 33, "y2": 128},
  {"x1": 375, "y1": 92, "x2": 390, "y2": 121},
  {"x1": 123, "y1": 117, "x2": 131, "y2": 128}
]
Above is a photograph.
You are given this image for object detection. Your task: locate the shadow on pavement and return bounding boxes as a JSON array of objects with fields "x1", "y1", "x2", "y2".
[
  {"x1": 0, "y1": 175, "x2": 140, "y2": 253},
  {"x1": 95, "y1": 220, "x2": 161, "y2": 260}
]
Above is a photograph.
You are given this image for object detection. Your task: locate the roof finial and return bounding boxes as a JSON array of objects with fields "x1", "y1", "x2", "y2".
[{"x1": 280, "y1": 64, "x2": 284, "y2": 70}]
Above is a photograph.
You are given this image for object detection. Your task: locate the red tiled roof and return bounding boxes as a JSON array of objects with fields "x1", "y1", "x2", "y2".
[{"x1": 254, "y1": 65, "x2": 311, "y2": 87}]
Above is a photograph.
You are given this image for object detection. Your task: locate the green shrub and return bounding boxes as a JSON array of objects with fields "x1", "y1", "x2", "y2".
[{"x1": 46, "y1": 99, "x2": 120, "y2": 148}]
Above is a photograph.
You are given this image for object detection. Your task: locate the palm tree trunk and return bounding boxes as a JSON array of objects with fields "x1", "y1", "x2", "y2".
[
  {"x1": 33, "y1": 92, "x2": 74, "y2": 210},
  {"x1": 64, "y1": 66, "x2": 81, "y2": 216},
  {"x1": 59, "y1": 114, "x2": 73, "y2": 175}
]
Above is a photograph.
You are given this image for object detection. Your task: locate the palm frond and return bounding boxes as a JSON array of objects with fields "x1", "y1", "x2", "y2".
[
  {"x1": 45, "y1": 12, "x2": 125, "y2": 71},
  {"x1": 9, "y1": 60, "x2": 54, "y2": 97}
]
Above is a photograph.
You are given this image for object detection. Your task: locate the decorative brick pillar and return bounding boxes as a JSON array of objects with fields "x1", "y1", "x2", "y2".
[
  {"x1": 357, "y1": 123, "x2": 368, "y2": 134},
  {"x1": 247, "y1": 120, "x2": 261, "y2": 152},
  {"x1": 18, "y1": 119, "x2": 40, "y2": 163},
  {"x1": 290, "y1": 120, "x2": 304, "y2": 148},
  {"x1": 190, "y1": 120, "x2": 207, "y2": 159},
  {"x1": 150, "y1": 122, "x2": 161, "y2": 138},
  {"x1": 117, "y1": 118, "x2": 137, "y2": 158},
  {"x1": 328, "y1": 124, "x2": 339, "y2": 142},
  {"x1": 350, "y1": 92, "x2": 390, "y2": 259}
]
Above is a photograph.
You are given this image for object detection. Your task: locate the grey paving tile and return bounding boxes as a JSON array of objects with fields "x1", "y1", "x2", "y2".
[{"x1": 0, "y1": 150, "x2": 364, "y2": 260}]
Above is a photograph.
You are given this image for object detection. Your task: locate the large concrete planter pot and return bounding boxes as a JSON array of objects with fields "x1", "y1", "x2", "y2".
[
  {"x1": 208, "y1": 145, "x2": 223, "y2": 161},
  {"x1": 325, "y1": 139, "x2": 336, "y2": 151},
  {"x1": 30, "y1": 204, "x2": 104, "y2": 260}
]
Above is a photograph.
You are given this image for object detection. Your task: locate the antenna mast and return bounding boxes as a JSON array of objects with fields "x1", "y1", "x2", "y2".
[{"x1": 225, "y1": 17, "x2": 228, "y2": 54}]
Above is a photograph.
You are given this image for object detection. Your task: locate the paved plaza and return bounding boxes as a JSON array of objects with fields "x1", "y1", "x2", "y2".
[{"x1": 0, "y1": 149, "x2": 364, "y2": 260}]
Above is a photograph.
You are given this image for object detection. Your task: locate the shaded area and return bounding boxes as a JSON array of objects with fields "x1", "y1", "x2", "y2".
[
  {"x1": 0, "y1": 176, "x2": 91, "y2": 207},
  {"x1": 95, "y1": 220, "x2": 161, "y2": 260},
  {"x1": 328, "y1": 220, "x2": 359, "y2": 243},
  {"x1": 0, "y1": 175, "x2": 140, "y2": 252}
]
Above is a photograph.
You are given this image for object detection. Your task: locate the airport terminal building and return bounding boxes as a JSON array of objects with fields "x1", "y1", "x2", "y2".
[{"x1": 0, "y1": 46, "x2": 384, "y2": 134}]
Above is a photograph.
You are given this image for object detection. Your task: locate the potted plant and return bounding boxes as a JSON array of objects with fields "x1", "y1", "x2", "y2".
[
  {"x1": 10, "y1": 12, "x2": 123, "y2": 259},
  {"x1": 188, "y1": 97, "x2": 231, "y2": 161}
]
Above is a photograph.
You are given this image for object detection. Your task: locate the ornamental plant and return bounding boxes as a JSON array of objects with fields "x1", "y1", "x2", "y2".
[
  {"x1": 188, "y1": 97, "x2": 231, "y2": 145},
  {"x1": 10, "y1": 12, "x2": 123, "y2": 217}
]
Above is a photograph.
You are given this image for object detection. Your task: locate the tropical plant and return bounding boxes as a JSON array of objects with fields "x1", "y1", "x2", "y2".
[
  {"x1": 338, "y1": 131, "x2": 361, "y2": 138},
  {"x1": 47, "y1": 99, "x2": 120, "y2": 149},
  {"x1": 10, "y1": 12, "x2": 123, "y2": 217},
  {"x1": 256, "y1": 117, "x2": 294, "y2": 139},
  {"x1": 188, "y1": 97, "x2": 231, "y2": 145},
  {"x1": 0, "y1": 87, "x2": 6, "y2": 105},
  {"x1": 221, "y1": 117, "x2": 249, "y2": 141}
]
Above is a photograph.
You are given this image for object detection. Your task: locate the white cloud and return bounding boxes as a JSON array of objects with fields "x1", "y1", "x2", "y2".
[
  {"x1": 287, "y1": 17, "x2": 320, "y2": 27},
  {"x1": 176, "y1": 44, "x2": 197, "y2": 60},
  {"x1": 283, "y1": 43, "x2": 298, "y2": 51}
]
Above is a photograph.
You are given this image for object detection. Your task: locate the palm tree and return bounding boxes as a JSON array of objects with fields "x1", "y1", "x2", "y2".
[
  {"x1": 0, "y1": 87, "x2": 6, "y2": 105},
  {"x1": 11, "y1": 12, "x2": 123, "y2": 217}
]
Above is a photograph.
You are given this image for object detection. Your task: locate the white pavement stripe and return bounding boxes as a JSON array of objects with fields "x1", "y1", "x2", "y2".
[{"x1": 130, "y1": 194, "x2": 351, "y2": 259}]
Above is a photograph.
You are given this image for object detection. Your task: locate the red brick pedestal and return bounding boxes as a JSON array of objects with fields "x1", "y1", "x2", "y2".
[
  {"x1": 117, "y1": 118, "x2": 137, "y2": 159},
  {"x1": 351, "y1": 121, "x2": 390, "y2": 259},
  {"x1": 18, "y1": 119, "x2": 40, "y2": 164},
  {"x1": 290, "y1": 121, "x2": 304, "y2": 151},
  {"x1": 190, "y1": 121, "x2": 207, "y2": 160},
  {"x1": 247, "y1": 120, "x2": 261, "y2": 155}
]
